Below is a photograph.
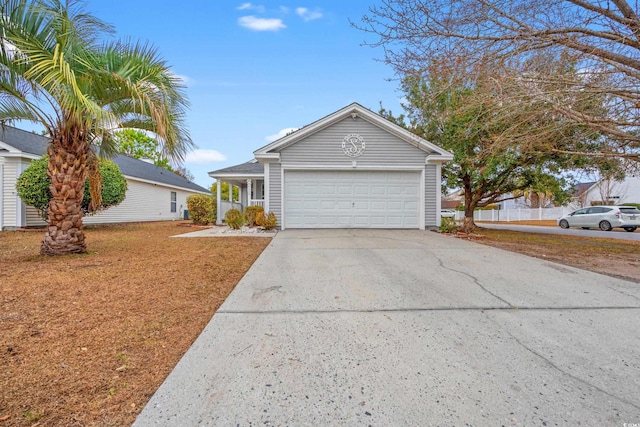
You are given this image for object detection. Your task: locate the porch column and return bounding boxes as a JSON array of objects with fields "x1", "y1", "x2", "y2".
[
  {"x1": 216, "y1": 180, "x2": 222, "y2": 225},
  {"x1": 247, "y1": 179, "x2": 253, "y2": 206}
]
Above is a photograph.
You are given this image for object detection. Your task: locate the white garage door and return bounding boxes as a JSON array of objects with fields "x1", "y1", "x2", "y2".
[{"x1": 284, "y1": 170, "x2": 421, "y2": 229}]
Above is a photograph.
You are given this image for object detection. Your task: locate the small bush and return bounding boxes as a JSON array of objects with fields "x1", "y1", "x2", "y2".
[
  {"x1": 187, "y1": 194, "x2": 215, "y2": 225},
  {"x1": 17, "y1": 155, "x2": 127, "y2": 219},
  {"x1": 225, "y1": 208, "x2": 245, "y2": 229},
  {"x1": 259, "y1": 211, "x2": 277, "y2": 230},
  {"x1": 244, "y1": 205, "x2": 265, "y2": 226},
  {"x1": 439, "y1": 217, "x2": 458, "y2": 233},
  {"x1": 255, "y1": 211, "x2": 265, "y2": 226}
]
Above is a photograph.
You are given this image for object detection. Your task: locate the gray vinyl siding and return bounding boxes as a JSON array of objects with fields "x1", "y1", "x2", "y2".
[
  {"x1": 278, "y1": 117, "x2": 433, "y2": 166},
  {"x1": 269, "y1": 163, "x2": 282, "y2": 223},
  {"x1": 424, "y1": 164, "x2": 437, "y2": 227}
]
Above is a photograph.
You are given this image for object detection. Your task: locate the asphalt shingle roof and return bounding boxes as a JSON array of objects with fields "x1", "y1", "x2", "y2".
[
  {"x1": 0, "y1": 126, "x2": 49, "y2": 155},
  {"x1": 573, "y1": 181, "x2": 597, "y2": 197},
  {"x1": 0, "y1": 126, "x2": 210, "y2": 193},
  {"x1": 209, "y1": 161, "x2": 264, "y2": 175}
]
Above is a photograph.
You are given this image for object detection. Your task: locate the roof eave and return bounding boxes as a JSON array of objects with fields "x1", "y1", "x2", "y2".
[
  {"x1": 426, "y1": 154, "x2": 454, "y2": 164},
  {"x1": 0, "y1": 141, "x2": 21, "y2": 153},
  {"x1": 125, "y1": 175, "x2": 211, "y2": 194},
  {"x1": 208, "y1": 172, "x2": 264, "y2": 179},
  {"x1": 254, "y1": 152, "x2": 280, "y2": 162}
]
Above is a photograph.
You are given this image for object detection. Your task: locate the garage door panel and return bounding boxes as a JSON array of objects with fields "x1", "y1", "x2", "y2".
[
  {"x1": 353, "y1": 216, "x2": 371, "y2": 227},
  {"x1": 353, "y1": 201, "x2": 370, "y2": 210},
  {"x1": 403, "y1": 184, "x2": 420, "y2": 195},
  {"x1": 386, "y1": 216, "x2": 405, "y2": 227},
  {"x1": 370, "y1": 216, "x2": 387, "y2": 226},
  {"x1": 302, "y1": 200, "x2": 319, "y2": 209},
  {"x1": 370, "y1": 185, "x2": 387, "y2": 196},
  {"x1": 354, "y1": 185, "x2": 370, "y2": 195},
  {"x1": 386, "y1": 184, "x2": 405, "y2": 194},
  {"x1": 337, "y1": 185, "x2": 352, "y2": 195},
  {"x1": 386, "y1": 201, "x2": 404, "y2": 211},
  {"x1": 319, "y1": 200, "x2": 335, "y2": 210},
  {"x1": 287, "y1": 184, "x2": 304, "y2": 195},
  {"x1": 336, "y1": 216, "x2": 352, "y2": 226},
  {"x1": 319, "y1": 184, "x2": 336, "y2": 195},
  {"x1": 303, "y1": 185, "x2": 319, "y2": 195},
  {"x1": 284, "y1": 170, "x2": 421, "y2": 229}
]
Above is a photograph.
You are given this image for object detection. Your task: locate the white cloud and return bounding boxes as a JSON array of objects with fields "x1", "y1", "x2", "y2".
[
  {"x1": 265, "y1": 127, "x2": 298, "y2": 142},
  {"x1": 237, "y1": 2, "x2": 264, "y2": 12},
  {"x1": 185, "y1": 149, "x2": 227, "y2": 164},
  {"x1": 238, "y1": 15, "x2": 286, "y2": 31},
  {"x1": 296, "y1": 7, "x2": 323, "y2": 21},
  {"x1": 171, "y1": 73, "x2": 195, "y2": 87}
]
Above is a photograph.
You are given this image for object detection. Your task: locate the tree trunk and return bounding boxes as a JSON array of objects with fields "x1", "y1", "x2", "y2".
[
  {"x1": 41, "y1": 135, "x2": 89, "y2": 256},
  {"x1": 463, "y1": 208, "x2": 477, "y2": 234},
  {"x1": 463, "y1": 185, "x2": 477, "y2": 234}
]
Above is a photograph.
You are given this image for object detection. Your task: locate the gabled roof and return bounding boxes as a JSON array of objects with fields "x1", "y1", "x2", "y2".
[
  {"x1": 209, "y1": 160, "x2": 264, "y2": 177},
  {"x1": 441, "y1": 200, "x2": 461, "y2": 209},
  {"x1": 573, "y1": 181, "x2": 597, "y2": 197},
  {"x1": 253, "y1": 102, "x2": 453, "y2": 162},
  {"x1": 0, "y1": 126, "x2": 209, "y2": 194}
]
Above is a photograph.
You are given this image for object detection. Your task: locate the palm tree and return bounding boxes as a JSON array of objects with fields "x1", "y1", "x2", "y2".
[{"x1": 0, "y1": 0, "x2": 193, "y2": 255}]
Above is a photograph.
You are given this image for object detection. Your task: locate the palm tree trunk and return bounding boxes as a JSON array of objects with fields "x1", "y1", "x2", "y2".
[{"x1": 41, "y1": 135, "x2": 90, "y2": 256}]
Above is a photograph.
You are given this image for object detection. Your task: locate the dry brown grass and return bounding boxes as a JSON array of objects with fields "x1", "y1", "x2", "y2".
[
  {"x1": 0, "y1": 221, "x2": 270, "y2": 426},
  {"x1": 477, "y1": 220, "x2": 557, "y2": 227},
  {"x1": 473, "y1": 227, "x2": 640, "y2": 283}
]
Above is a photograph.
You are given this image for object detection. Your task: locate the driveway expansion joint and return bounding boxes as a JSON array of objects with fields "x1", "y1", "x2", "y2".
[{"x1": 217, "y1": 306, "x2": 640, "y2": 314}]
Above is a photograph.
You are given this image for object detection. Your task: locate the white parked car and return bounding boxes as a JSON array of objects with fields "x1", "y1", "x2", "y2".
[
  {"x1": 441, "y1": 209, "x2": 456, "y2": 218},
  {"x1": 557, "y1": 206, "x2": 640, "y2": 232}
]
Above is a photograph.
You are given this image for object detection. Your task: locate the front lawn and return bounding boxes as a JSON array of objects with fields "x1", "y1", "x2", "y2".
[
  {"x1": 0, "y1": 222, "x2": 270, "y2": 426},
  {"x1": 474, "y1": 227, "x2": 640, "y2": 283}
]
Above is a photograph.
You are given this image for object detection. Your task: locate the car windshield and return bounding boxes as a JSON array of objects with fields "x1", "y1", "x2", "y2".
[{"x1": 619, "y1": 207, "x2": 640, "y2": 214}]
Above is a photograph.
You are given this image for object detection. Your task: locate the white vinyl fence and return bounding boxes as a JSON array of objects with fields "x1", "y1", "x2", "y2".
[{"x1": 453, "y1": 206, "x2": 571, "y2": 222}]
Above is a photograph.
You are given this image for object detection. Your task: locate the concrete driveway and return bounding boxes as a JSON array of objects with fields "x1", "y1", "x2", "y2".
[{"x1": 133, "y1": 229, "x2": 640, "y2": 426}]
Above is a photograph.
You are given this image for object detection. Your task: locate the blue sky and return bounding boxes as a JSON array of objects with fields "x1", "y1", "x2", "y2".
[{"x1": 86, "y1": 1, "x2": 404, "y2": 188}]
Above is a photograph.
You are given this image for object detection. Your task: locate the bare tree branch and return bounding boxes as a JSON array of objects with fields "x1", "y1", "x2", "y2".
[{"x1": 355, "y1": 0, "x2": 640, "y2": 159}]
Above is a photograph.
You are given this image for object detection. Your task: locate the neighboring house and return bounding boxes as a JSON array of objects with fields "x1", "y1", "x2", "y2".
[
  {"x1": 570, "y1": 176, "x2": 640, "y2": 209},
  {"x1": 0, "y1": 126, "x2": 210, "y2": 230},
  {"x1": 209, "y1": 103, "x2": 453, "y2": 230}
]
